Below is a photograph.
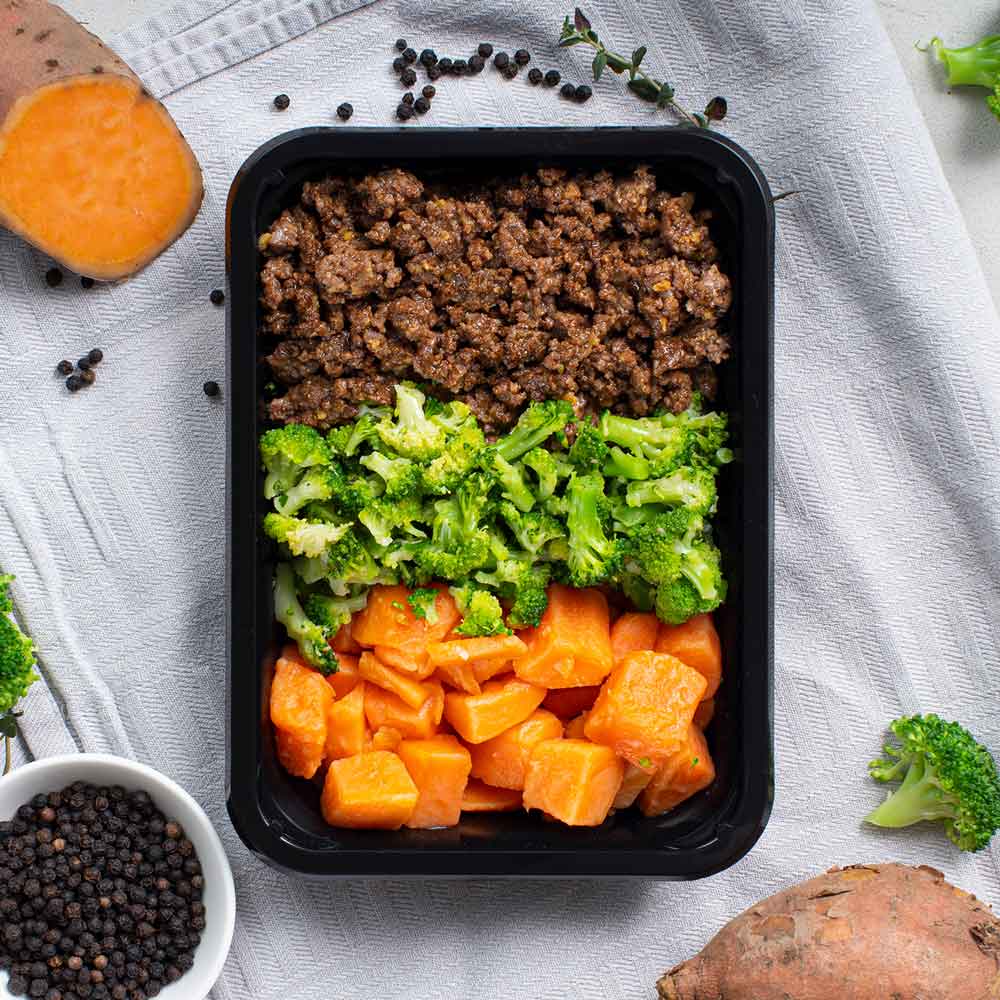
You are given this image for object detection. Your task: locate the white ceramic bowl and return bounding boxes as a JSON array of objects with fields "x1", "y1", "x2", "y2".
[{"x1": 0, "y1": 754, "x2": 235, "y2": 1000}]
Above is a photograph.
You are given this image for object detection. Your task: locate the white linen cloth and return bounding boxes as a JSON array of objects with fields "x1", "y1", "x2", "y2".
[{"x1": 2, "y1": 0, "x2": 1000, "y2": 996}]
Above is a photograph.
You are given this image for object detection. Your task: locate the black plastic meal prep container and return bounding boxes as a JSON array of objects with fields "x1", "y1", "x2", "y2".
[{"x1": 226, "y1": 127, "x2": 774, "y2": 878}]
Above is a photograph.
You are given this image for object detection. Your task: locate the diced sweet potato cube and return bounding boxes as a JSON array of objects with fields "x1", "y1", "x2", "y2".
[
  {"x1": 321, "y1": 751, "x2": 418, "y2": 829},
  {"x1": 693, "y1": 697, "x2": 715, "y2": 730},
  {"x1": 542, "y1": 685, "x2": 601, "y2": 720},
  {"x1": 434, "y1": 659, "x2": 481, "y2": 695},
  {"x1": 584, "y1": 650, "x2": 706, "y2": 766},
  {"x1": 331, "y1": 621, "x2": 362, "y2": 654},
  {"x1": 397, "y1": 735, "x2": 472, "y2": 828},
  {"x1": 613, "y1": 763, "x2": 654, "y2": 809},
  {"x1": 564, "y1": 712, "x2": 588, "y2": 739},
  {"x1": 427, "y1": 633, "x2": 527, "y2": 669},
  {"x1": 373, "y1": 644, "x2": 435, "y2": 680},
  {"x1": 364, "y1": 682, "x2": 444, "y2": 740},
  {"x1": 610, "y1": 612, "x2": 660, "y2": 663},
  {"x1": 368, "y1": 726, "x2": 404, "y2": 752},
  {"x1": 358, "y1": 651, "x2": 436, "y2": 710},
  {"x1": 325, "y1": 653, "x2": 360, "y2": 699},
  {"x1": 639, "y1": 725, "x2": 715, "y2": 817},
  {"x1": 655, "y1": 613, "x2": 722, "y2": 699},
  {"x1": 444, "y1": 676, "x2": 546, "y2": 745},
  {"x1": 514, "y1": 585, "x2": 613, "y2": 688},
  {"x1": 523, "y1": 739, "x2": 624, "y2": 827},
  {"x1": 351, "y1": 584, "x2": 459, "y2": 652},
  {"x1": 325, "y1": 681, "x2": 368, "y2": 761},
  {"x1": 469, "y1": 709, "x2": 564, "y2": 791},
  {"x1": 461, "y1": 780, "x2": 522, "y2": 812},
  {"x1": 270, "y1": 653, "x2": 334, "y2": 779},
  {"x1": 472, "y1": 658, "x2": 512, "y2": 684}
]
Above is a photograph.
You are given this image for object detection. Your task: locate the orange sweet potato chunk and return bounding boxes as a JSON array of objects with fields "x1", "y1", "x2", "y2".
[
  {"x1": 373, "y1": 644, "x2": 435, "y2": 680},
  {"x1": 443, "y1": 676, "x2": 546, "y2": 744},
  {"x1": 639, "y1": 725, "x2": 715, "y2": 817},
  {"x1": 610, "y1": 612, "x2": 660, "y2": 663},
  {"x1": 358, "y1": 651, "x2": 436, "y2": 710},
  {"x1": 693, "y1": 697, "x2": 716, "y2": 730},
  {"x1": 655, "y1": 613, "x2": 722, "y2": 699},
  {"x1": 542, "y1": 685, "x2": 601, "y2": 720},
  {"x1": 434, "y1": 660, "x2": 481, "y2": 695},
  {"x1": 469, "y1": 709, "x2": 564, "y2": 791},
  {"x1": 351, "y1": 584, "x2": 458, "y2": 652},
  {"x1": 324, "y1": 682, "x2": 367, "y2": 761},
  {"x1": 270, "y1": 653, "x2": 333, "y2": 779},
  {"x1": 461, "y1": 780, "x2": 522, "y2": 812},
  {"x1": 427, "y1": 634, "x2": 527, "y2": 668},
  {"x1": 522, "y1": 739, "x2": 624, "y2": 827},
  {"x1": 321, "y1": 751, "x2": 418, "y2": 829},
  {"x1": 325, "y1": 653, "x2": 360, "y2": 699},
  {"x1": 564, "y1": 712, "x2": 588, "y2": 740},
  {"x1": 514, "y1": 585, "x2": 613, "y2": 688},
  {"x1": 472, "y1": 658, "x2": 512, "y2": 684},
  {"x1": 364, "y1": 682, "x2": 444, "y2": 740},
  {"x1": 368, "y1": 726, "x2": 403, "y2": 752},
  {"x1": 331, "y1": 621, "x2": 362, "y2": 654},
  {"x1": 584, "y1": 650, "x2": 707, "y2": 766},
  {"x1": 397, "y1": 735, "x2": 472, "y2": 828},
  {"x1": 613, "y1": 763, "x2": 654, "y2": 810}
]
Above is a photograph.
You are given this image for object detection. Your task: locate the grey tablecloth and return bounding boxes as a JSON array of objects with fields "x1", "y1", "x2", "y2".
[{"x1": 2, "y1": 0, "x2": 999, "y2": 996}]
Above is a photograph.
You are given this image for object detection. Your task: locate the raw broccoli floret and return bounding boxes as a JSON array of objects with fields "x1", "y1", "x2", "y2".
[
  {"x1": 521, "y1": 447, "x2": 570, "y2": 499},
  {"x1": 625, "y1": 467, "x2": 718, "y2": 515},
  {"x1": 866, "y1": 714, "x2": 1000, "y2": 852},
  {"x1": 375, "y1": 383, "x2": 446, "y2": 459},
  {"x1": 565, "y1": 473, "x2": 621, "y2": 588},
  {"x1": 326, "y1": 407, "x2": 389, "y2": 458},
  {"x1": 358, "y1": 495, "x2": 426, "y2": 547},
  {"x1": 930, "y1": 34, "x2": 1000, "y2": 123},
  {"x1": 359, "y1": 451, "x2": 424, "y2": 499},
  {"x1": 303, "y1": 590, "x2": 370, "y2": 633},
  {"x1": 263, "y1": 513, "x2": 351, "y2": 558},
  {"x1": 450, "y1": 585, "x2": 511, "y2": 637},
  {"x1": 259, "y1": 425, "x2": 330, "y2": 499},
  {"x1": 494, "y1": 400, "x2": 574, "y2": 462},
  {"x1": 481, "y1": 449, "x2": 535, "y2": 512},
  {"x1": 498, "y1": 501, "x2": 566, "y2": 555},
  {"x1": 568, "y1": 424, "x2": 610, "y2": 471},
  {"x1": 273, "y1": 563, "x2": 338, "y2": 674},
  {"x1": 0, "y1": 574, "x2": 39, "y2": 718},
  {"x1": 407, "y1": 587, "x2": 440, "y2": 623}
]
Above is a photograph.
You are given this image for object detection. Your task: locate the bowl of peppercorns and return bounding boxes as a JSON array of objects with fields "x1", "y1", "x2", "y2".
[{"x1": 0, "y1": 755, "x2": 235, "y2": 1000}]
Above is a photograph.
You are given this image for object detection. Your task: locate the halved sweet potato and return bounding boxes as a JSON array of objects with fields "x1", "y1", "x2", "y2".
[
  {"x1": 443, "y1": 676, "x2": 546, "y2": 745},
  {"x1": 321, "y1": 751, "x2": 418, "y2": 829},
  {"x1": 397, "y1": 735, "x2": 472, "y2": 828},
  {"x1": 522, "y1": 739, "x2": 623, "y2": 827},
  {"x1": 270, "y1": 652, "x2": 333, "y2": 779},
  {"x1": 468, "y1": 709, "x2": 564, "y2": 791},
  {"x1": 655, "y1": 613, "x2": 722, "y2": 699}
]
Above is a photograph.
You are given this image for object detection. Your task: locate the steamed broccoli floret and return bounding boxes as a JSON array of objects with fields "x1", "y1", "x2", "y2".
[
  {"x1": 450, "y1": 585, "x2": 511, "y2": 637},
  {"x1": 303, "y1": 590, "x2": 370, "y2": 633},
  {"x1": 263, "y1": 513, "x2": 351, "y2": 558},
  {"x1": 326, "y1": 407, "x2": 389, "y2": 458},
  {"x1": 422, "y1": 419, "x2": 487, "y2": 494},
  {"x1": 359, "y1": 451, "x2": 424, "y2": 499},
  {"x1": 494, "y1": 400, "x2": 574, "y2": 462},
  {"x1": 498, "y1": 501, "x2": 566, "y2": 555},
  {"x1": 866, "y1": 714, "x2": 1000, "y2": 852},
  {"x1": 407, "y1": 587, "x2": 440, "y2": 623},
  {"x1": 625, "y1": 467, "x2": 718, "y2": 515},
  {"x1": 598, "y1": 411, "x2": 688, "y2": 471},
  {"x1": 521, "y1": 447, "x2": 570, "y2": 499},
  {"x1": 259, "y1": 425, "x2": 330, "y2": 499},
  {"x1": 475, "y1": 557, "x2": 551, "y2": 629},
  {"x1": 358, "y1": 495, "x2": 426, "y2": 547},
  {"x1": 0, "y1": 574, "x2": 39, "y2": 718},
  {"x1": 619, "y1": 571, "x2": 655, "y2": 613},
  {"x1": 273, "y1": 465, "x2": 337, "y2": 516},
  {"x1": 603, "y1": 446, "x2": 651, "y2": 480},
  {"x1": 273, "y1": 563, "x2": 338, "y2": 674},
  {"x1": 565, "y1": 473, "x2": 621, "y2": 588},
  {"x1": 326, "y1": 465, "x2": 383, "y2": 517},
  {"x1": 322, "y1": 532, "x2": 397, "y2": 590},
  {"x1": 482, "y1": 449, "x2": 535, "y2": 512},
  {"x1": 412, "y1": 475, "x2": 494, "y2": 579},
  {"x1": 929, "y1": 34, "x2": 1000, "y2": 123},
  {"x1": 568, "y1": 423, "x2": 610, "y2": 472},
  {"x1": 375, "y1": 384, "x2": 446, "y2": 459}
]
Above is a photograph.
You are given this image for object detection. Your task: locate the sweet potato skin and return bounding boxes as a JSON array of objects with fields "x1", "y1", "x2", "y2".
[{"x1": 658, "y1": 863, "x2": 1000, "y2": 1000}]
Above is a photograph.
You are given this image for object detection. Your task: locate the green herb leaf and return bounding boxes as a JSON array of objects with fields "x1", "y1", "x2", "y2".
[
  {"x1": 632, "y1": 46, "x2": 646, "y2": 68},
  {"x1": 605, "y1": 52, "x2": 632, "y2": 73},
  {"x1": 628, "y1": 77, "x2": 661, "y2": 102},
  {"x1": 574, "y1": 7, "x2": 592, "y2": 31},
  {"x1": 693, "y1": 112, "x2": 709, "y2": 127},
  {"x1": 390, "y1": 600, "x2": 405, "y2": 611},
  {"x1": 692, "y1": 756, "x2": 700, "y2": 766},
  {"x1": 638, "y1": 756, "x2": 652, "y2": 769},
  {"x1": 0, "y1": 711, "x2": 22, "y2": 741},
  {"x1": 592, "y1": 51, "x2": 607, "y2": 81},
  {"x1": 558, "y1": 33, "x2": 584, "y2": 48},
  {"x1": 656, "y1": 86, "x2": 675, "y2": 108}
]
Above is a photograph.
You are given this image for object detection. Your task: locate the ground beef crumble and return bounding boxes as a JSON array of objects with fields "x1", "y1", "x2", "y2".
[{"x1": 259, "y1": 165, "x2": 732, "y2": 434}]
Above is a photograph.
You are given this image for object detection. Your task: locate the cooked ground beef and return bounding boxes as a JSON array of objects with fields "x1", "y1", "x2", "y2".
[{"x1": 259, "y1": 165, "x2": 731, "y2": 434}]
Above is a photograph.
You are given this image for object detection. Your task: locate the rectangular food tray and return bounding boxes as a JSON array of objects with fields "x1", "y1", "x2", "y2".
[{"x1": 226, "y1": 126, "x2": 774, "y2": 878}]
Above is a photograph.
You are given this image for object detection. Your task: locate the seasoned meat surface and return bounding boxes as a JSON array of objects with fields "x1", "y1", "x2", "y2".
[{"x1": 259, "y1": 165, "x2": 731, "y2": 433}]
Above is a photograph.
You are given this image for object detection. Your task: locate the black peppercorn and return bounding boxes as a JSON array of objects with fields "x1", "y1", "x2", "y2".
[
  {"x1": 394, "y1": 38, "x2": 407, "y2": 52},
  {"x1": 500, "y1": 63, "x2": 518, "y2": 80},
  {"x1": 392, "y1": 55, "x2": 405, "y2": 74},
  {"x1": 77, "y1": 356, "x2": 91, "y2": 371},
  {"x1": 419, "y1": 48, "x2": 436, "y2": 67},
  {"x1": 414, "y1": 96, "x2": 430, "y2": 115},
  {"x1": 427, "y1": 64, "x2": 442, "y2": 81},
  {"x1": 477, "y1": 42, "x2": 493, "y2": 57},
  {"x1": 336, "y1": 102, "x2": 353, "y2": 121},
  {"x1": 401, "y1": 92, "x2": 415, "y2": 105},
  {"x1": 421, "y1": 84, "x2": 436, "y2": 99},
  {"x1": 544, "y1": 69, "x2": 561, "y2": 86},
  {"x1": 80, "y1": 277, "x2": 95, "y2": 289},
  {"x1": 451, "y1": 58, "x2": 467, "y2": 75},
  {"x1": 514, "y1": 48, "x2": 530, "y2": 65},
  {"x1": 575, "y1": 84, "x2": 592, "y2": 102},
  {"x1": 202, "y1": 381, "x2": 220, "y2": 397},
  {"x1": 437, "y1": 57, "x2": 452, "y2": 73},
  {"x1": 87, "y1": 349, "x2": 103, "y2": 365},
  {"x1": 272, "y1": 93, "x2": 290, "y2": 110},
  {"x1": 468, "y1": 54, "x2": 485, "y2": 74},
  {"x1": 56, "y1": 360, "x2": 73, "y2": 376},
  {"x1": 45, "y1": 268, "x2": 63, "y2": 288},
  {"x1": 209, "y1": 288, "x2": 224, "y2": 305},
  {"x1": 65, "y1": 375, "x2": 82, "y2": 393},
  {"x1": 527, "y1": 67, "x2": 543, "y2": 84},
  {"x1": 401, "y1": 47, "x2": 417, "y2": 64},
  {"x1": 79, "y1": 370, "x2": 96, "y2": 387},
  {"x1": 704, "y1": 95, "x2": 727, "y2": 121},
  {"x1": 560, "y1": 82, "x2": 577, "y2": 99},
  {"x1": 400, "y1": 67, "x2": 417, "y2": 87},
  {"x1": 493, "y1": 51, "x2": 509, "y2": 69},
  {"x1": 396, "y1": 103, "x2": 414, "y2": 121}
]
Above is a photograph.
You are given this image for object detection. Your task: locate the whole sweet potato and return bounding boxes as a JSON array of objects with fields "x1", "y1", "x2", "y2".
[{"x1": 658, "y1": 863, "x2": 1000, "y2": 1000}]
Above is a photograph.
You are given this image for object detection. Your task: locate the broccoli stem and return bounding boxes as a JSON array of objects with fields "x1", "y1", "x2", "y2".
[
  {"x1": 865, "y1": 758, "x2": 955, "y2": 828},
  {"x1": 931, "y1": 35, "x2": 1000, "y2": 88},
  {"x1": 3, "y1": 736, "x2": 10, "y2": 776}
]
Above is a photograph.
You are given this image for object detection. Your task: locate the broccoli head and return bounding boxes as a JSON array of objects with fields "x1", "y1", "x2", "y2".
[
  {"x1": 866, "y1": 714, "x2": 1000, "y2": 852},
  {"x1": 259, "y1": 424, "x2": 330, "y2": 499},
  {"x1": 407, "y1": 587, "x2": 440, "y2": 623},
  {"x1": 303, "y1": 590, "x2": 370, "y2": 633},
  {"x1": 359, "y1": 451, "x2": 424, "y2": 499},
  {"x1": 565, "y1": 473, "x2": 622, "y2": 588},
  {"x1": 263, "y1": 513, "x2": 351, "y2": 559},
  {"x1": 358, "y1": 495, "x2": 426, "y2": 547},
  {"x1": 494, "y1": 400, "x2": 574, "y2": 462},
  {"x1": 475, "y1": 557, "x2": 551, "y2": 629},
  {"x1": 326, "y1": 407, "x2": 389, "y2": 458},
  {"x1": 375, "y1": 383, "x2": 446, "y2": 459},
  {"x1": 568, "y1": 423, "x2": 610, "y2": 472},
  {"x1": 521, "y1": 446, "x2": 571, "y2": 499},
  {"x1": 481, "y1": 449, "x2": 535, "y2": 512},
  {"x1": 273, "y1": 563, "x2": 339, "y2": 674},
  {"x1": 603, "y1": 446, "x2": 651, "y2": 481},
  {"x1": 598, "y1": 411, "x2": 688, "y2": 472},
  {"x1": 498, "y1": 501, "x2": 566, "y2": 556},
  {"x1": 930, "y1": 34, "x2": 1000, "y2": 123},
  {"x1": 422, "y1": 419, "x2": 487, "y2": 495},
  {"x1": 450, "y1": 585, "x2": 511, "y2": 637},
  {"x1": 0, "y1": 575, "x2": 39, "y2": 717},
  {"x1": 624, "y1": 467, "x2": 718, "y2": 515}
]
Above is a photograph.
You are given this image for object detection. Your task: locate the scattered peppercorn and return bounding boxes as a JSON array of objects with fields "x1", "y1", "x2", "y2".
[
  {"x1": 402, "y1": 92, "x2": 415, "y2": 105},
  {"x1": 493, "y1": 51, "x2": 509, "y2": 69},
  {"x1": 80, "y1": 369, "x2": 96, "y2": 386},
  {"x1": 400, "y1": 67, "x2": 417, "y2": 87},
  {"x1": 421, "y1": 84, "x2": 436, "y2": 99},
  {"x1": 87, "y1": 348, "x2": 103, "y2": 365},
  {"x1": 451, "y1": 58, "x2": 467, "y2": 75},
  {"x1": 500, "y1": 63, "x2": 518, "y2": 80},
  {"x1": 65, "y1": 375, "x2": 82, "y2": 393},
  {"x1": 77, "y1": 356, "x2": 92, "y2": 371},
  {"x1": 575, "y1": 84, "x2": 593, "y2": 102},
  {"x1": 437, "y1": 57, "x2": 453, "y2": 73},
  {"x1": 477, "y1": 42, "x2": 493, "y2": 58},
  {"x1": 419, "y1": 48, "x2": 437, "y2": 67},
  {"x1": 560, "y1": 82, "x2": 577, "y2": 99},
  {"x1": 401, "y1": 47, "x2": 417, "y2": 64},
  {"x1": 427, "y1": 64, "x2": 442, "y2": 80},
  {"x1": 394, "y1": 38, "x2": 407, "y2": 52},
  {"x1": 44, "y1": 268, "x2": 63, "y2": 288},
  {"x1": 203, "y1": 380, "x2": 220, "y2": 397},
  {"x1": 396, "y1": 103, "x2": 414, "y2": 121},
  {"x1": 528, "y1": 67, "x2": 543, "y2": 85},
  {"x1": 336, "y1": 102, "x2": 353, "y2": 121},
  {"x1": 80, "y1": 276, "x2": 95, "y2": 289},
  {"x1": 414, "y1": 96, "x2": 431, "y2": 114},
  {"x1": 392, "y1": 55, "x2": 405, "y2": 74},
  {"x1": 56, "y1": 360, "x2": 73, "y2": 376},
  {"x1": 704, "y1": 96, "x2": 728, "y2": 121},
  {"x1": 273, "y1": 93, "x2": 290, "y2": 110},
  {"x1": 544, "y1": 69, "x2": 561, "y2": 86},
  {"x1": 209, "y1": 288, "x2": 225, "y2": 305},
  {"x1": 468, "y1": 54, "x2": 485, "y2": 74},
  {"x1": 514, "y1": 49, "x2": 531, "y2": 66}
]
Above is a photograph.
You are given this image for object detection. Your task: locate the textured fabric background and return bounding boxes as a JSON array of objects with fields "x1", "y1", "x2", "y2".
[{"x1": 2, "y1": 0, "x2": 1000, "y2": 996}]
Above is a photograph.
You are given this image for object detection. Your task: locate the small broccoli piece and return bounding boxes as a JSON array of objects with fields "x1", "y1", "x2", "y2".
[
  {"x1": 360, "y1": 451, "x2": 424, "y2": 499},
  {"x1": 603, "y1": 446, "x2": 651, "y2": 480},
  {"x1": 326, "y1": 465, "x2": 383, "y2": 518},
  {"x1": 273, "y1": 563, "x2": 338, "y2": 674},
  {"x1": 565, "y1": 473, "x2": 621, "y2": 588},
  {"x1": 598, "y1": 411, "x2": 688, "y2": 471},
  {"x1": 498, "y1": 501, "x2": 566, "y2": 555},
  {"x1": 263, "y1": 513, "x2": 351, "y2": 558},
  {"x1": 326, "y1": 407, "x2": 389, "y2": 458},
  {"x1": 0, "y1": 574, "x2": 39, "y2": 717},
  {"x1": 568, "y1": 424, "x2": 610, "y2": 472},
  {"x1": 482, "y1": 449, "x2": 535, "y2": 512},
  {"x1": 375, "y1": 384, "x2": 446, "y2": 459},
  {"x1": 619, "y1": 571, "x2": 655, "y2": 613},
  {"x1": 494, "y1": 400, "x2": 574, "y2": 462},
  {"x1": 422, "y1": 420, "x2": 487, "y2": 495},
  {"x1": 273, "y1": 465, "x2": 338, "y2": 516},
  {"x1": 654, "y1": 576, "x2": 704, "y2": 625},
  {"x1": 412, "y1": 475, "x2": 495, "y2": 579},
  {"x1": 930, "y1": 34, "x2": 1000, "y2": 123},
  {"x1": 407, "y1": 588, "x2": 440, "y2": 623},
  {"x1": 521, "y1": 447, "x2": 571, "y2": 499},
  {"x1": 358, "y1": 495, "x2": 426, "y2": 547},
  {"x1": 625, "y1": 467, "x2": 718, "y2": 515},
  {"x1": 475, "y1": 557, "x2": 551, "y2": 629},
  {"x1": 450, "y1": 585, "x2": 511, "y2": 637},
  {"x1": 866, "y1": 714, "x2": 1000, "y2": 852},
  {"x1": 323, "y1": 532, "x2": 398, "y2": 590},
  {"x1": 259, "y1": 425, "x2": 330, "y2": 500},
  {"x1": 303, "y1": 590, "x2": 370, "y2": 633}
]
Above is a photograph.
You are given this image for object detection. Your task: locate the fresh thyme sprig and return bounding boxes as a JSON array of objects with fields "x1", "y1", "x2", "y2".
[{"x1": 559, "y1": 8, "x2": 727, "y2": 127}]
